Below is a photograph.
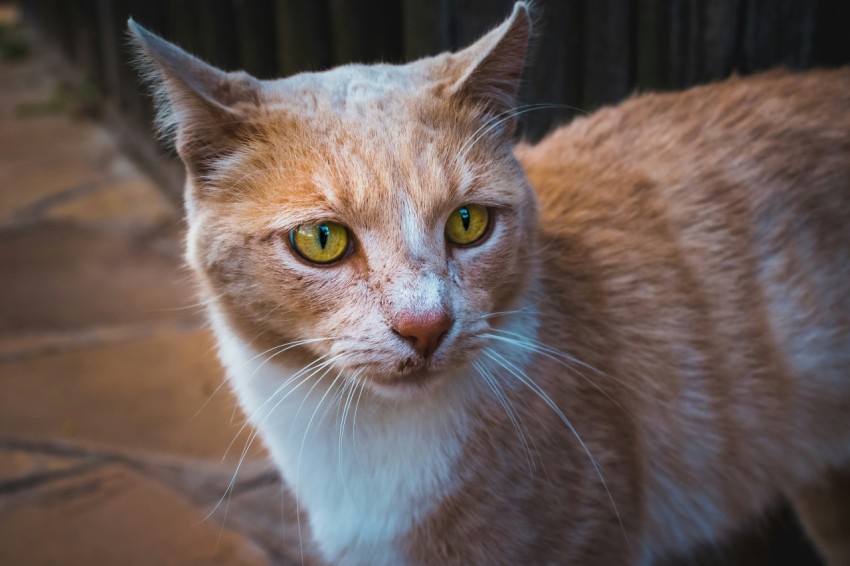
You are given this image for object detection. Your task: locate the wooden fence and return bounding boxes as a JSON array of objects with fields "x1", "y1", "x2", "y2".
[{"x1": 18, "y1": 0, "x2": 849, "y2": 196}]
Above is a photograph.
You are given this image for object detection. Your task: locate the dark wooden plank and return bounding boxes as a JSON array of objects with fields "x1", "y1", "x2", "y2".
[
  {"x1": 164, "y1": 1, "x2": 240, "y2": 70},
  {"x1": 701, "y1": 0, "x2": 739, "y2": 80},
  {"x1": 664, "y1": 0, "x2": 697, "y2": 88},
  {"x1": 521, "y1": 0, "x2": 584, "y2": 140},
  {"x1": 740, "y1": 0, "x2": 778, "y2": 73},
  {"x1": 54, "y1": 0, "x2": 77, "y2": 60},
  {"x1": 636, "y1": 0, "x2": 665, "y2": 91},
  {"x1": 273, "y1": 0, "x2": 331, "y2": 74},
  {"x1": 70, "y1": 0, "x2": 104, "y2": 85},
  {"x1": 583, "y1": 0, "x2": 634, "y2": 108},
  {"x1": 197, "y1": 0, "x2": 239, "y2": 70},
  {"x1": 95, "y1": 0, "x2": 121, "y2": 100},
  {"x1": 164, "y1": 0, "x2": 204, "y2": 60},
  {"x1": 776, "y1": 0, "x2": 818, "y2": 68},
  {"x1": 402, "y1": 0, "x2": 452, "y2": 60},
  {"x1": 453, "y1": 0, "x2": 515, "y2": 49},
  {"x1": 814, "y1": 0, "x2": 850, "y2": 66},
  {"x1": 233, "y1": 0, "x2": 278, "y2": 78},
  {"x1": 328, "y1": 0, "x2": 403, "y2": 65}
]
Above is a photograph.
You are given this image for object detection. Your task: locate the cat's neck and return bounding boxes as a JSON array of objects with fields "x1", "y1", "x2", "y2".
[{"x1": 208, "y1": 287, "x2": 540, "y2": 565}]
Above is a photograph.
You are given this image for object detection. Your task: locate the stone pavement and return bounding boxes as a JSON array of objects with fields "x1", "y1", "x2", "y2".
[{"x1": 0, "y1": 15, "x2": 313, "y2": 566}]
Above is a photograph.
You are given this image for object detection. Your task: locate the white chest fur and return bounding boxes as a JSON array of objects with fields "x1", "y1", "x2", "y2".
[{"x1": 210, "y1": 310, "x2": 477, "y2": 565}]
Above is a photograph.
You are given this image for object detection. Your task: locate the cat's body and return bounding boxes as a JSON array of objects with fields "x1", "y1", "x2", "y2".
[
  {"x1": 130, "y1": 4, "x2": 850, "y2": 564},
  {"x1": 519, "y1": 68, "x2": 850, "y2": 564}
]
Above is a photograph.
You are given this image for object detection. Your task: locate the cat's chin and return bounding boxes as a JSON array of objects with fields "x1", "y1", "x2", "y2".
[{"x1": 366, "y1": 367, "x2": 453, "y2": 400}]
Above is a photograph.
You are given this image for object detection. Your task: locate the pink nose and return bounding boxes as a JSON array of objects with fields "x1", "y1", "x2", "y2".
[{"x1": 393, "y1": 311, "x2": 453, "y2": 358}]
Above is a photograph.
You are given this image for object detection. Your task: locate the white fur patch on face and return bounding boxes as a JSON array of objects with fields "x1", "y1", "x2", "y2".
[{"x1": 208, "y1": 307, "x2": 480, "y2": 566}]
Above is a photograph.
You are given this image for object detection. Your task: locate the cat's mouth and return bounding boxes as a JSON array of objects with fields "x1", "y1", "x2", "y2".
[
  {"x1": 366, "y1": 366, "x2": 449, "y2": 399},
  {"x1": 332, "y1": 325, "x2": 488, "y2": 397},
  {"x1": 371, "y1": 357, "x2": 443, "y2": 389},
  {"x1": 354, "y1": 337, "x2": 487, "y2": 398},
  {"x1": 340, "y1": 347, "x2": 453, "y2": 398}
]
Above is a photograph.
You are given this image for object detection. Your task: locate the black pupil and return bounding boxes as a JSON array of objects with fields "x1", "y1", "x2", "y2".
[
  {"x1": 318, "y1": 224, "x2": 329, "y2": 248},
  {"x1": 459, "y1": 207, "x2": 470, "y2": 230}
]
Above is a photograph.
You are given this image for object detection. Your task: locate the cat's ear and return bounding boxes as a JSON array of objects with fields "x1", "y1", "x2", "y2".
[
  {"x1": 445, "y1": 2, "x2": 531, "y2": 129},
  {"x1": 127, "y1": 19, "x2": 261, "y2": 179}
]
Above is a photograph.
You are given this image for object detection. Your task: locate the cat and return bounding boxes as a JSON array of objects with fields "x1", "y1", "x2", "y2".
[{"x1": 129, "y1": 3, "x2": 850, "y2": 564}]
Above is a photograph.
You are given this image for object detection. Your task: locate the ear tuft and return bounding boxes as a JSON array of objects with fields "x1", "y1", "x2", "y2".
[
  {"x1": 127, "y1": 21, "x2": 261, "y2": 178},
  {"x1": 449, "y1": 2, "x2": 532, "y2": 122}
]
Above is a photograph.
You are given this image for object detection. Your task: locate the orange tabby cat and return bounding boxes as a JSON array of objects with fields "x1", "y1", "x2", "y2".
[{"x1": 130, "y1": 3, "x2": 850, "y2": 564}]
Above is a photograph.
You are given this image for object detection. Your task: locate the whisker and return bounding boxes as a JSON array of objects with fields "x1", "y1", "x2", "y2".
[
  {"x1": 225, "y1": 336, "x2": 336, "y2": 424},
  {"x1": 338, "y1": 370, "x2": 361, "y2": 483},
  {"x1": 485, "y1": 336, "x2": 630, "y2": 418},
  {"x1": 488, "y1": 329, "x2": 648, "y2": 404},
  {"x1": 458, "y1": 103, "x2": 586, "y2": 163},
  {"x1": 295, "y1": 366, "x2": 348, "y2": 564},
  {"x1": 221, "y1": 353, "x2": 334, "y2": 462},
  {"x1": 145, "y1": 292, "x2": 223, "y2": 313},
  {"x1": 350, "y1": 375, "x2": 369, "y2": 475},
  {"x1": 192, "y1": 337, "x2": 329, "y2": 424},
  {"x1": 490, "y1": 328, "x2": 604, "y2": 375},
  {"x1": 205, "y1": 354, "x2": 341, "y2": 526},
  {"x1": 231, "y1": 355, "x2": 341, "y2": 566},
  {"x1": 457, "y1": 102, "x2": 587, "y2": 158},
  {"x1": 473, "y1": 360, "x2": 536, "y2": 476},
  {"x1": 481, "y1": 348, "x2": 631, "y2": 550}
]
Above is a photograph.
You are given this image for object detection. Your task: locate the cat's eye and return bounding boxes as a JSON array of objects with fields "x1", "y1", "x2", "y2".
[
  {"x1": 290, "y1": 222, "x2": 350, "y2": 264},
  {"x1": 445, "y1": 204, "x2": 490, "y2": 246}
]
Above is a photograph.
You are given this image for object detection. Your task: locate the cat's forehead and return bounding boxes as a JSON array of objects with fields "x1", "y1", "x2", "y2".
[
  {"x1": 234, "y1": 61, "x2": 481, "y2": 223},
  {"x1": 216, "y1": 59, "x2": 519, "y2": 232},
  {"x1": 262, "y1": 61, "x2": 433, "y2": 119}
]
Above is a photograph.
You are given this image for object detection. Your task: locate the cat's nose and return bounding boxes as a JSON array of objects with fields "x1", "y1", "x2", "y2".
[{"x1": 393, "y1": 311, "x2": 453, "y2": 358}]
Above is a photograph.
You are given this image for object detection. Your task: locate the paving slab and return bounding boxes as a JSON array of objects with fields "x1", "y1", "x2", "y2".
[
  {"x1": 0, "y1": 223, "x2": 196, "y2": 339},
  {"x1": 0, "y1": 328, "x2": 259, "y2": 462},
  {"x1": 0, "y1": 464, "x2": 269, "y2": 565},
  {"x1": 0, "y1": 447, "x2": 88, "y2": 485},
  {"x1": 0, "y1": 7, "x2": 285, "y2": 564},
  {"x1": 224, "y1": 480, "x2": 321, "y2": 565},
  {"x1": 43, "y1": 174, "x2": 175, "y2": 228}
]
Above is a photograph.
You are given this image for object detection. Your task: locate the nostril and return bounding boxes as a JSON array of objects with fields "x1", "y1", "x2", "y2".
[
  {"x1": 392, "y1": 311, "x2": 453, "y2": 358},
  {"x1": 391, "y1": 327, "x2": 415, "y2": 345}
]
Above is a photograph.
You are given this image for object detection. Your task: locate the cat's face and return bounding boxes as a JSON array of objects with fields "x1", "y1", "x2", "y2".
[{"x1": 131, "y1": 5, "x2": 535, "y2": 396}]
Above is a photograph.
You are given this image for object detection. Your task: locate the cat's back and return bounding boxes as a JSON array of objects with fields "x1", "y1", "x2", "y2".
[
  {"x1": 517, "y1": 66, "x2": 850, "y2": 450},
  {"x1": 519, "y1": 67, "x2": 850, "y2": 217},
  {"x1": 517, "y1": 66, "x2": 850, "y2": 318},
  {"x1": 514, "y1": 68, "x2": 850, "y2": 558}
]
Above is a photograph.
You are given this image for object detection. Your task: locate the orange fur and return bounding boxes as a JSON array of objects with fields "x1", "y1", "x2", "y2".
[{"x1": 130, "y1": 4, "x2": 850, "y2": 564}]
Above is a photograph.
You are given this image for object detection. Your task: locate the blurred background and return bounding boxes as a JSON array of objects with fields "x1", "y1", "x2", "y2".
[
  {"x1": 15, "y1": 0, "x2": 850, "y2": 200},
  {"x1": 0, "y1": 0, "x2": 847, "y2": 564}
]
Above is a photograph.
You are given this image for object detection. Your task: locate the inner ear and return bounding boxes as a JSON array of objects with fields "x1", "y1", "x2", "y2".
[{"x1": 128, "y1": 19, "x2": 262, "y2": 179}]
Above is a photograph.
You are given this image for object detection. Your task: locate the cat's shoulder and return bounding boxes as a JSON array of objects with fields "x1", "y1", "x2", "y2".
[
  {"x1": 516, "y1": 67, "x2": 850, "y2": 200},
  {"x1": 527, "y1": 67, "x2": 848, "y2": 151}
]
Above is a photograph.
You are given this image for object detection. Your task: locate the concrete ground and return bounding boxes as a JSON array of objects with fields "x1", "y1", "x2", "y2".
[{"x1": 0, "y1": 20, "x2": 312, "y2": 566}]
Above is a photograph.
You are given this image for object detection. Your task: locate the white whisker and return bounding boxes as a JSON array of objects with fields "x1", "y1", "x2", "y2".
[
  {"x1": 296, "y1": 366, "x2": 348, "y2": 564},
  {"x1": 473, "y1": 359, "x2": 536, "y2": 476},
  {"x1": 481, "y1": 347, "x2": 631, "y2": 550},
  {"x1": 488, "y1": 329, "x2": 648, "y2": 406},
  {"x1": 205, "y1": 354, "x2": 342, "y2": 528}
]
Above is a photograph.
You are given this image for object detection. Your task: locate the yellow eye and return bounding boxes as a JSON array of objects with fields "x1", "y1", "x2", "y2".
[
  {"x1": 445, "y1": 204, "x2": 490, "y2": 246},
  {"x1": 290, "y1": 222, "x2": 350, "y2": 264}
]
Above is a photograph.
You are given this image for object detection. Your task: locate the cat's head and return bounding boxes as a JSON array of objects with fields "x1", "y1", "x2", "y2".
[{"x1": 130, "y1": 3, "x2": 538, "y2": 397}]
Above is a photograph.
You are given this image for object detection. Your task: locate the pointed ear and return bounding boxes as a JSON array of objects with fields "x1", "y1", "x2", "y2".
[
  {"x1": 127, "y1": 19, "x2": 261, "y2": 179},
  {"x1": 447, "y1": 2, "x2": 531, "y2": 129}
]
